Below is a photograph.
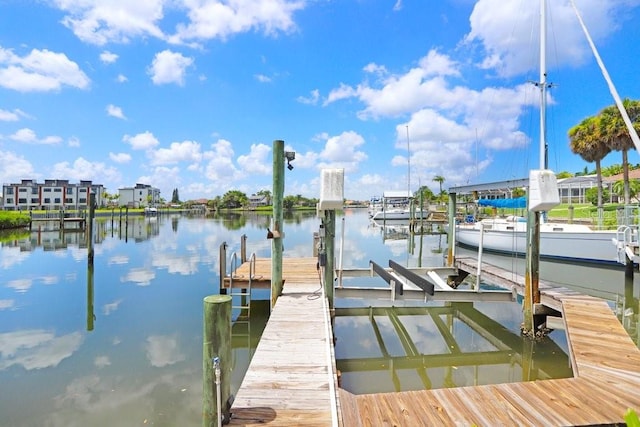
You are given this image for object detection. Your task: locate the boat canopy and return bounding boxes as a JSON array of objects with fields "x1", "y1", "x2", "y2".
[{"x1": 478, "y1": 197, "x2": 526, "y2": 208}]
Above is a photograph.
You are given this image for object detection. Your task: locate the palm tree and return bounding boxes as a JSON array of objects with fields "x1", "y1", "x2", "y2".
[
  {"x1": 613, "y1": 179, "x2": 640, "y2": 203},
  {"x1": 432, "y1": 175, "x2": 445, "y2": 202},
  {"x1": 599, "y1": 99, "x2": 640, "y2": 204},
  {"x1": 568, "y1": 116, "x2": 611, "y2": 211}
]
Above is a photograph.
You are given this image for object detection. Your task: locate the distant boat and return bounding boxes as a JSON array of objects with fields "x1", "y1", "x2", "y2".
[
  {"x1": 369, "y1": 190, "x2": 428, "y2": 221},
  {"x1": 144, "y1": 206, "x2": 158, "y2": 216},
  {"x1": 372, "y1": 208, "x2": 429, "y2": 221}
]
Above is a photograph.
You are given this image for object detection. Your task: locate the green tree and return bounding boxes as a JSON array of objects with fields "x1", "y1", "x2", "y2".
[
  {"x1": 432, "y1": 175, "x2": 445, "y2": 195},
  {"x1": 568, "y1": 116, "x2": 611, "y2": 209},
  {"x1": 283, "y1": 195, "x2": 296, "y2": 210},
  {"x1": 415, "y1": 185, "x2": 435, "y2": 204},
  {"x1": 585, "y1": 187, "x2": 610, "y2": 206},
  {"x1": 220, "y1": 190, "x2": 248, "y2": 209},
  {"x1": 556, "y1": 171, "x2": 574, "y2": 179},
  {"x1": 256, "y1": 189, "x2": 272, "y2": 205},
  {"x1": 600, "y1": 99, "x2": 640, "y2": 204},
  {"x1": 613, "y1": 179, "x2": 640, "y2": 203},
  {"x1": 171, "y1": 188, "x2": 180, "y2": 203}
]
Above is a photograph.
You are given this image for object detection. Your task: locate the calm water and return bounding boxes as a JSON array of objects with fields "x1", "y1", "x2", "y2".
[{"x1": 0, "y1": 209, "x2": 635, "y2": 426}]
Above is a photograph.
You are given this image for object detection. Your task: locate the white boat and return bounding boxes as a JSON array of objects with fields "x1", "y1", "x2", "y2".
[
  {"x1": 368, "y1": 196, "x2": 383, "y2": 217},
  {"x1": 454, "y1": 215, "x2": 619, "y2": 265},
  {"x1": 372, "y1": 208, "x2": 429, "y2": 221}
]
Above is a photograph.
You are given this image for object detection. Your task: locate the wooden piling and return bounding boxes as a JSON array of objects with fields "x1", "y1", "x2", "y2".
[
  {"x1": 203, "y1": 295, "x2": 232, "y2": 427},
  {"x1": 271, "y1": 139, "x2": 285, "y2": 309}
]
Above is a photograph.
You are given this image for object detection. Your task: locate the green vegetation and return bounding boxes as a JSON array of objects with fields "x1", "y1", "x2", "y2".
[
  {"x1": 0, "y1": 211, "x2": 30, "y2": 230},
  {"x1": 626, "y1": 409, "x2": 640, "y2": 427}
]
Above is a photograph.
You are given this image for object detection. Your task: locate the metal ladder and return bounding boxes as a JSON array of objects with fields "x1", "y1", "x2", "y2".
[{"x1": 228, "y1": 252, "x2": 257, "y2": 358}]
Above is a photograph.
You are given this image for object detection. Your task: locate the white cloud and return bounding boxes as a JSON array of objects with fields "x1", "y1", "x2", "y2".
[
  {"x1": 0, "y1": 299, "x2": 14, "y2": 310},
  {"x1": 106, "y1": 104, "x2": 126, "y2": 119},
  {"x1": 0, "y1": 108, "x2": 27, "y2": 121},
  {"x1": 0, "y1": 150, "x2": 36, "y2": 186},
  {"x1": 121, "y1": 267, "x2": 155, "y2": 286},
  {"x1": 55, "y1": 0, "x2": 165, "y2": 45},
  {"x1": 139, "y1": 166, "x2": 182, "y2": 197},
  {"x1": 99, "y1": 50, "x2": 118, "y2": 63},
  {"x1": 116, "y1": 74, "x2": 128, "y2": 83},
  {"x1": 109, "y1": 152, "x2": 131, "y2": 163},
  {"x1": 0, "y1": 330, "x2": 83, "y2": 370},
  {"x1": 293, "y1": 131, "x2": 367, "y2": 174},
  {"x1": 68, "y1": 136, "x2": 81, "y2": 147},
  {"x1": 0, "y1": 46, "x2": 90, "y2": 92},
  {"x1": 50, "y1": 157, "x2": 121, "y2": 184},
  {"x1": 9, "y1": 128, "x2": 62, "y2": 145},
  {"x1": 149, "y1": 140, "x2": 202, "y2": 165},
  {"x1": 94, "y1": 356, "x2": 111, "y2": 368},
  {"x1": 123, "y1": 131, "x2": 159, "y2": 150},
  {"x1": 465, "y1": 0, "x2": 634, "y2": 78},
  {"x1": 297, "y1": 89, "x2": 320, "y2": 105},
  {"x1": 255, "y1": 73, "x2": 272, "y2": 83},
  {"x1": 148, "y1": 50, "x2": 193, "y2": 86},
  {"x1": 168, "y1": 0, "x2": 304, "y2": 44},
  {"x1": 204, "y1": 139, "x2": 240, "y2": 182},
  {"x1": 145, "y1": 335, "x2": 185, "y2": 367},
  {"x1": 237, "y1": 143, "x2": 271, "y2": 174}
]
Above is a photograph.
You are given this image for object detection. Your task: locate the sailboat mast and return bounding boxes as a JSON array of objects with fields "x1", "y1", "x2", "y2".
[
  {"x1": 406, "y1": 125, "x2": 411, "y2": 197},
  {"x1": 539, "y1": 0, "x2": 548, "y2": 170}
]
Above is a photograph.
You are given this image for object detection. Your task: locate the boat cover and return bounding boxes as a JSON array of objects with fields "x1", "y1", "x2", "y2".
[{"x1": 477, "y1": 196, "x2": 526, "y2": 208}]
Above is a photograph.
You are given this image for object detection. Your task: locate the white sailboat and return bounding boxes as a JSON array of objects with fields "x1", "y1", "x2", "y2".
[{"x1": 453, "y1": 0, "x2": 632, "y2": 266}]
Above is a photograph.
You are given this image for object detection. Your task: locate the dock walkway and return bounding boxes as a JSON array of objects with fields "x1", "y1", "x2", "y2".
[
  {"x1": 228, "y1": 257, "x2": 340, "y2": 426},
  {"x1": 225, "y1": 256, "x2": 640, "y2": 426}
]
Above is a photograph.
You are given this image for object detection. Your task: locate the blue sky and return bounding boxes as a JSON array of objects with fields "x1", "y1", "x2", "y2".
[{"x1": 1, "y1": 0, "x2": 639, "y2": 202}]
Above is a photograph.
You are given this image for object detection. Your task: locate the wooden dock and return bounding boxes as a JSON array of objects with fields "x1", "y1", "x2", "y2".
[
  {"x1": 224, "y1": 256, "x2": 640, "y2": 426},
  {"x1": 228, "y1": 257, "x2": 340, "y2": 426}
]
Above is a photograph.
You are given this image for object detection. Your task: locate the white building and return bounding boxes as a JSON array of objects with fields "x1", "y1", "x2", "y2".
[
  {"x1": 2, "y1": 179, "x2": 105, "y2": 211},
  {"x1": 118, "y1": 183, "x2": 161, "y2": 208}
]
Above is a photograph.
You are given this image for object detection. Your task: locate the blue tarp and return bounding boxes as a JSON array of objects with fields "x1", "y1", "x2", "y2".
[{"x1": 477, "y1": 196, "x2": 526, "y2": 208}]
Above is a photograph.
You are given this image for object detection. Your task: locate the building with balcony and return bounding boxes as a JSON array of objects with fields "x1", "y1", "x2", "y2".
[
  {"x1": 118, "y1": 183, "x2": 161, "y2": 208},
  {"x1": 2, "y1": 179, "x2": 105, "y2": 211}
]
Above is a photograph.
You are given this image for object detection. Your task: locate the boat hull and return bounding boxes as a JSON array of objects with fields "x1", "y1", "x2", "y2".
[
  {"x1": 454, "y1": 225, "x2": 619, "y2": 265},
  {"x1": 372, "y1": 209, "x2": 429, "y2": 221}
]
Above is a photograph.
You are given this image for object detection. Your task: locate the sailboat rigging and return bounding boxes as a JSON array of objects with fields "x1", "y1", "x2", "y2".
[{"x1": 451, "y1": 0, "x2": 625, "y2": 267}]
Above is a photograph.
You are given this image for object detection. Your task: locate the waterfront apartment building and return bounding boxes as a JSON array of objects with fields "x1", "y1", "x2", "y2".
[
  {"x1": 2, "y1": 179, "x2": 105, "y2": 211},
  {"x1": 118, "y1": 183, "x2": 161, "y2": 208}
]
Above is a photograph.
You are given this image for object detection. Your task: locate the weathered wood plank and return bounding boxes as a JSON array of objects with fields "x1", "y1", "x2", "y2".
[{"x1": 228, "y1": 255, "x2": 640, "y2": 426}]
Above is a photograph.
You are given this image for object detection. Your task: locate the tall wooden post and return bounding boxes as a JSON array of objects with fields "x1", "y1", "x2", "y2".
[
  {"x1": 523, "y1": 209, "x2": 540, "y2": 336},
  {"x1": 447, "y1": 192, "x2": 456, "y2": 266},
  {"x1": 323, "y1": 210, "x2": 335, "y2": 309},
  {"x1": 87, "y1": 192, "x2": 96, "y2": 331},
  {"x1": 203, "y1": 295, "x2": 232, "y2": 427},
  {"x1": 271, "y1": 140, "x2": 285, "y2": 309}
]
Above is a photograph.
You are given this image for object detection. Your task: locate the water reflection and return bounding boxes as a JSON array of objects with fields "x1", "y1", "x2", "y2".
[
  {"x1": 0, "y1": 209, "x2": 635, "y2": 425},
  {"x1": 333, "y1": 302, "x2": 571, "y2": 394}
]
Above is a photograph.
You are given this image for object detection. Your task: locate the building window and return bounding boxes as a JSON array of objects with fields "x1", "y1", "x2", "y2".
[
  {"x1": 54, "y1": 198, "x2": 61, "y2": 203},
  {"x1": 6, "y1": 198, "x2": 13, "y2": 204},
  {"x1": 18, "y1": 198, "x2": 27, "y2": 203},
  {"x1": 44, "y1": 188, "x2": 51, "y2": 192},
  {"x1": 67, "y1": 187, "x2": 74, "y2": 195},
  {"x1": 79, "y1": 198, "x2": 87, "y2": 203},
  {"x1": 19, "y1": 188, "x2": 27, "y2": 193},
  {"x1": 79, "y1": 188, "x2": 86, "y2": 193},
  {"x1": 31, "y1": 198, "x2": 38, "y2": 203},
  {"x1": 44, "y1": 198, "x2": 51, "y2": 203},
  {"x1": 5, "y1": 188, "x2": 13, "y2": 195},
  {"x1": 31, "y1": 187, "x2": 38, "y2": 194},
  {"x1": 65, "y1": 198, "x2": 73, "y2": 203},
  {"x1": 54, "y1": 188, "x2": 61, "y2": 193}
]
